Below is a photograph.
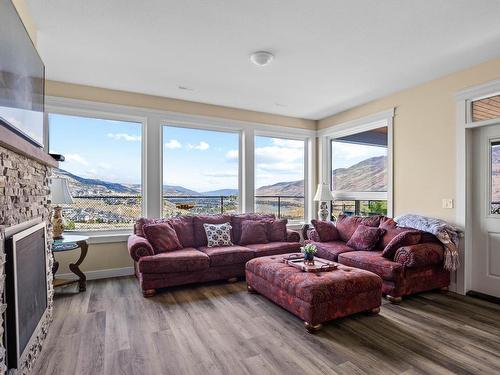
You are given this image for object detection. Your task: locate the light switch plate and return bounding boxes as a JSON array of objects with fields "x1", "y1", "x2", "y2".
[{"x1": 442, "y1": 198, "x2": 454, "y2": 209}]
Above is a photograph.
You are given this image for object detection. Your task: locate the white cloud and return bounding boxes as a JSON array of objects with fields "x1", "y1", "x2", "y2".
[
  {"x1": 271, "y1": 138, "x2": 304, "y2": 149},
  {"x1": 65, "y1": 153, "x2": 89, "y2": 166},
  {"x1": 204, "y1": 172, "x2": 238, "y2": 178},
  {"x1": 98, "y1": 162, "x2": 112, "y2": 169},
  {"x1": 107, "y1": 133, "x2": 141, "y2": 142},
  {"x1": 255, "y1": 146, "x2": 303, "y2": 164},
  {"x1": 188, "y1": 141, "x2": 209, "y2": 151},
  {"x1": 225, "y1": 149, "x2": 239, "y2": 160},
  {"x1": 165, "y1": 139, "x2": 182, "y2": 149}
]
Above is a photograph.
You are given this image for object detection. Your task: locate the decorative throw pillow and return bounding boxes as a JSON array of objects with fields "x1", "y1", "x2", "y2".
[
  {"x1": 265, "y1": 219, "x2": 288, "y2": 242},
  {"x1": 203, "y1": 222, "x2": 233, "y2": 248},
  {"x1": 311, "y1": 219, "x2": 339, "y2": 242},
  {"x1": 336, "y1": 214, "x2": 381, "y2": 242},
  {"x1": 239, "y1": 220, "x2": 268, "y2": 245},
  {"x1": 346, "y1": 225, "x2": 386, "y2": 251},
  {"x1": 143, "y1": 222, "x2": 182, "y2": 254},
  {"x1": 382, "y1": 230, "x2": 421, "y2": 259},
  {"x1": 378, "y1": 216, "x2": 411, "y2": 249}
]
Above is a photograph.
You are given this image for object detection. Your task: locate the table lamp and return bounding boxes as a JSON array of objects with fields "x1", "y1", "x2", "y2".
[
  {"x1": 313, "y1": 183, "x2": 335, "y2": 221},
  {"x1": 50, "y1": 177, "x2": 74, "y2": 239}
]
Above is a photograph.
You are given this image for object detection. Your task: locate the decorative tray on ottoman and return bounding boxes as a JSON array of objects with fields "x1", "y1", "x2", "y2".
[{"x1": 281, "y1": 254, "x2": 338, "y2": 273}]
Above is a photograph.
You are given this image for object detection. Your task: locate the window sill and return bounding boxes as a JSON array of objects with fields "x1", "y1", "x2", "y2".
[{"x1": 63, "y1": 230, "x2": 131, "y2": 244}]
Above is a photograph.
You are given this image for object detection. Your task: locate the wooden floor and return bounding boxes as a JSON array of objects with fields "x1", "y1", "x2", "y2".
[{"x1": 33, "y1": 276, "x2": 500, "y2": 375}]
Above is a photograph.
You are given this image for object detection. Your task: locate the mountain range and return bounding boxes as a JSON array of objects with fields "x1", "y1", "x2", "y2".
[{"x1": 54, "y1": 154, "x2": 386, "y2": 197}]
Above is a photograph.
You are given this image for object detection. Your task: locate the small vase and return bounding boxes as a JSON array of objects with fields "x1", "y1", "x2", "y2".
[{"x1": 304, "y1": 252, "x2": 314, "y2": 265}]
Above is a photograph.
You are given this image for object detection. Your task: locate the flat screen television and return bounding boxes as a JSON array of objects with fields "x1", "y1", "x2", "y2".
[{"x1": 0, "y1": 0, "x2": 45, "y2": 147}]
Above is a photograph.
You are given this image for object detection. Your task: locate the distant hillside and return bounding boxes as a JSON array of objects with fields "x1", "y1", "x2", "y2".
[
  {"x1": 163, "y1": 185, "x2": 201, "y2": 196},
  {"x1": 256, "y1": 180, "x2": 304, "y2": 196},
  {"x1": 202, "y1": 189, "x2": 239, "y2": 196},
  {"x1": 54, "y1": 169, "x2": 139, "y2": 195},
  {"x1": 332, "y1": 155, "x2": 387, "y2": 191}
]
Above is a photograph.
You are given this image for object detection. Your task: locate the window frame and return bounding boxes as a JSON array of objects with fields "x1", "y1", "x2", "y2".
[
  {"x1": 45, "y1": 96, "x2": 316, "y2": 239},
  {"x1": 253, "y1": 131, "x2": 309, "y2": 223},
  {"x1": 318, "y1": 109, "x2": 394, "y2": 218}
]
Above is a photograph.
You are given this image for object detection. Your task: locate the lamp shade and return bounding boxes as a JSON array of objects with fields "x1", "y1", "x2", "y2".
[
  {"x1": 313, "y1": 183, "x2": 334, "y2": 202},
  {"x1": 50, "y1": 177, "x2": 74, "y2": 205}
]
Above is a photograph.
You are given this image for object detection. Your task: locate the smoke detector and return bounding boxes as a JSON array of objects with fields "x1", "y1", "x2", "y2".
[{"x1": 250, "y1": 51, "x2": 274, "y2": 67}]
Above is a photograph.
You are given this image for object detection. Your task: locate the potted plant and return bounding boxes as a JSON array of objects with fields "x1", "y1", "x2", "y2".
[{"x1": 301, "y1": 243, "x2": 317, "y2": 265}]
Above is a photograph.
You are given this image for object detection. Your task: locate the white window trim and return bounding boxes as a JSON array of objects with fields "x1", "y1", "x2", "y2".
[
  {"x1": 45, "y1": 96, "x2": 316, "y2": 240},
  {"x1": 318, "y1": 109, "x2": 394, "y2": 218},
  {"x1": 455, "y1": 78, "x2": 500, "y2": 296}
]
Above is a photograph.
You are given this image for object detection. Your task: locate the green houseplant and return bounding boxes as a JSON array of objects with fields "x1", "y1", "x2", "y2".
[{"x1": 301, "y1": 243, "x2": 317, "y2": 265}]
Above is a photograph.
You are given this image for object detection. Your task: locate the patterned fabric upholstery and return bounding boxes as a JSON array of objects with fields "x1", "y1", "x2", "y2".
[
  {"x1": 246, "y1": 242, "x2": 301, "y2": 257},
  {"x1": 306, "y1": 228, "x2": 321, "y2": 242},
  {"x1": 193, "y1": 215, "x2": 233, "y2": 247},
  {"x1": 338, "y1": 251, "x2": 403, "y2": 282},
  {"x1": 286, "y1": 229, "x2": 300, "y2": 243},
  {"x1": 305, "y1": 240, "x2": 354, "y2": 261},
  {"x1": 198, "y1": 245, "x2": 254, "y2": 267},
  {"x1": 203, "y1": 222, "x2": 233, "y2": 247},
  {"x1": 394, "y1": 243, "x2": 444, "y2": 268},
  {"x1": 231, "y1": 213, "x2": 275, "y2": 244},
  {"x1": 378, "y1": 216, "x2": 411, "y2": 249},
  {"x1": 128, "y1": 234, "x2": 155, "y2": 261},
  {"x1": 346, "y1": 225, "x2": 386, "y2": 251},
  {"x1": 382, "y1": 230, "x2": 421, "y2": 259},
  {"x1": 138, "y1": 248, "x2": 210, "y2": 273},
  {"x1": 265, "y1": 219, "x2": 288, "y2": 242},
  {"x1": 311, "y1": 219, "x2": 339, "y2": 242},
  {"x1": 246, "y1": 255, "x2": 382, "y2": 324},
  {"x1": 336, "y1": 215, "x2": 381, "y2": 242},
  {"x1": 143, "y1": 222, "x2": 183, "y2": 253},
  {"x1": 240, "y1": 220, "x2": 269, "y2": 245}
]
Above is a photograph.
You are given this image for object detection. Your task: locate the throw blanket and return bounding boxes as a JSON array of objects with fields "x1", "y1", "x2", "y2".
[{"x1": 394, "y1": 214, "x2": 462, "y2": 271}]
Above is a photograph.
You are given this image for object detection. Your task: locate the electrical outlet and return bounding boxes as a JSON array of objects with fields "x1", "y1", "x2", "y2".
[{"x1": 442, "y1": 199, "x2": 454, "y2": 209}]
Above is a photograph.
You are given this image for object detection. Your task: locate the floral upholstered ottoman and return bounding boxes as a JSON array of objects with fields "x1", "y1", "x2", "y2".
[{"x1": 245, "y1": 254, "x2": 383, "y2": 333}]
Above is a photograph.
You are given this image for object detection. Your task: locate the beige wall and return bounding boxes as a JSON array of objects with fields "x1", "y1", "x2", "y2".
[
  {"x1": 319, "y1": 57, "x2": 500, "y2": 222},
  {"x1": 46, "y1": 81, "x2": 316, "y2": 130},
  {"x1": 12, "y1": 0, "x2": 37, "y2": 45}
]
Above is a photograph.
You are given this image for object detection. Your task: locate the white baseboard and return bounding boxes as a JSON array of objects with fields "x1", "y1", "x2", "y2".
[{"x1": 56, "y1": 266, "x2": 134, "y2": 281}]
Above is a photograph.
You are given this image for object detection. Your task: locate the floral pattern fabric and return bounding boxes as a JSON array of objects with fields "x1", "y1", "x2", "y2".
[
  {"x1": 346, "y1": 225, "x2": 386, "y2": 251},
  {"x1": 203, "y1": 222, "x2": 233, "y2": 247}
]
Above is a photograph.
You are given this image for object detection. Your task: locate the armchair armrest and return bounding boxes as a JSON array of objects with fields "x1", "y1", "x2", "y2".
[
  {"x1": 394, "y1": 243, "x2": 444, "y2": 268},
  {"x1": 300, "y1": 224, "x2": 320, "y2": 242},
  {"x1": 286, "y1": 229, "x2": 300, "y2": 243},
  {"x1": 128, "y1": 234, "x2": 154, "y2": 262}
]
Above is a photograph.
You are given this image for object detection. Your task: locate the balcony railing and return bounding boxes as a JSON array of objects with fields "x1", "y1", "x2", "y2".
[
  {"x1": 330, "y1": 199, "x2": 387, "y2": 219},
  {"x1": 61, "y1": 194, "x2": 306, "y2": 231}
]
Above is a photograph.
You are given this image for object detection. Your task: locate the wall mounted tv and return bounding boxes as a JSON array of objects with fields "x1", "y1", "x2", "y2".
[{"x1": 0, "y1": 0, "x2": 45, "y2": 147}]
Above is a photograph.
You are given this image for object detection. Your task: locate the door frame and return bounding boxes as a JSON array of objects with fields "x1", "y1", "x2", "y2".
[{"x1": 455, "y1": 78, "x2": 500, "y2": 295}]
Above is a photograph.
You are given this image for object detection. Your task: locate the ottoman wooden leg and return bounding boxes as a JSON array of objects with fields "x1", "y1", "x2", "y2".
[
  {"x1": 227, "y1": 277, "x2": 239, "y2": 283},
  {"x1": 143, "y1": 289, "x2": 156, "y2": 298},
  {"x1": 247, "y1": 284, "x2": 257, "y2": 294},
  {"x1": 304, "y1": 322, "x2": 322, "y2": 334},
  {"x1": 366, "y1": 307, "x2": 380, "y2": 316},
  {"x1": 386, "y1": 295, "x2": 402, "y2": 304},
  {"x1": 440, "y1": 286, "x2": 449, "y2": 293}
]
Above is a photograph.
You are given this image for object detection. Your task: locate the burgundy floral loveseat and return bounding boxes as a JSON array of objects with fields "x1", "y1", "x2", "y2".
[
  {"x1": 303, "y1": 215, "x2": 450, "y2": 302},
  {"x1": 128, "y1": 213, "x2": 301, "y2": 296}
]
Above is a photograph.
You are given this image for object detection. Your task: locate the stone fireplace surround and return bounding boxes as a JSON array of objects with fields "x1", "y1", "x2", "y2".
[{"x1": 0, "y1": 144, "x2": 55, "y2": 375}]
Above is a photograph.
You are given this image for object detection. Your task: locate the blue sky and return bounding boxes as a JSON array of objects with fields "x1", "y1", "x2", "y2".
[{"x1": 49, "y1": 114, "x2": 142, "y2": 184}]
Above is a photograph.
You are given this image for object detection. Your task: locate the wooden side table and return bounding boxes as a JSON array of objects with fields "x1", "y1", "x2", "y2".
[{"x1": 51, "y1": 235, "x2": 89, "y2": 292}]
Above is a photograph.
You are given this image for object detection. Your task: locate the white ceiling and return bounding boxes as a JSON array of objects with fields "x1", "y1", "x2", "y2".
[{"x1": 26, "y1": 0, "x2": 500, "y2": 120}]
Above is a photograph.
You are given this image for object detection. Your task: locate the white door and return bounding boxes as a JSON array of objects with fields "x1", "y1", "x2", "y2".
[{"x1": 471, "y1": 123, "x2": 500, "y2": 298}]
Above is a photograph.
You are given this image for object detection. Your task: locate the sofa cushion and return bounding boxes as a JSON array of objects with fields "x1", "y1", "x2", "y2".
[
  {"x1": 378, "y1": 216, "x2": 412, "y2": 249},
  {"x1": 305, "y1": 240, "x2": 354, "y2": 262},
  {"x1": 338, "y1": 251, "x2": 403, "y2": 281},
  {"x1": 143, "y1": 222, "x2": 182, "y2": 254},
  {"x1": 138, "y1": 248, "x2": 209, "y2": 274},
  {"x1": 193, "y1": 214, "x2": 232, "y2": 247},
  {"x1": 204, "y1": 222, "x2": 233, "y2": 247},
  {"x1": 247, "y1": 242, "x2": 301, "y2": 257},
  {"x1": 346, "y1": 225, "x2": 386, "y2": 251},
  {"x1": 311, "y1": 219, "x2": 339, "y2": 242},
  {"x1": 336, "y1": 215, "x2": 381, "y2": 242},
  {"x1": 240, "y1": 220, "x2": 268, "y2": 245},
  {"x1": 265, "y1": 219, "x2": 288, "y2": 242},
  {"x1": 198, "y1": 245, "x2": 254, "y2": 267},
  {"x1": 231, "y1": 213, "x2": 275, "y2": 244},
  {"x1": 382, "y1": 230, "x2": 421, "y2": 259},
  {"x1": 169, "y1": 216, "x2": 196, "y2": 248}
]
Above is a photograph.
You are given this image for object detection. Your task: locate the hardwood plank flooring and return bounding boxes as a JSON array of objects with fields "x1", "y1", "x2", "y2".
[{"x1": 33, "y1": 277, "x2": 500, "y2": 375}]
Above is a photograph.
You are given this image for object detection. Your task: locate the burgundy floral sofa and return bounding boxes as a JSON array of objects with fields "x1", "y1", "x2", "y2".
[
  {"x1": 128, "y1": 213, "x2": 301, "y2": 296},
  {"x1": 303, "y1": 215, "x2": 450, "y2": 303}
]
